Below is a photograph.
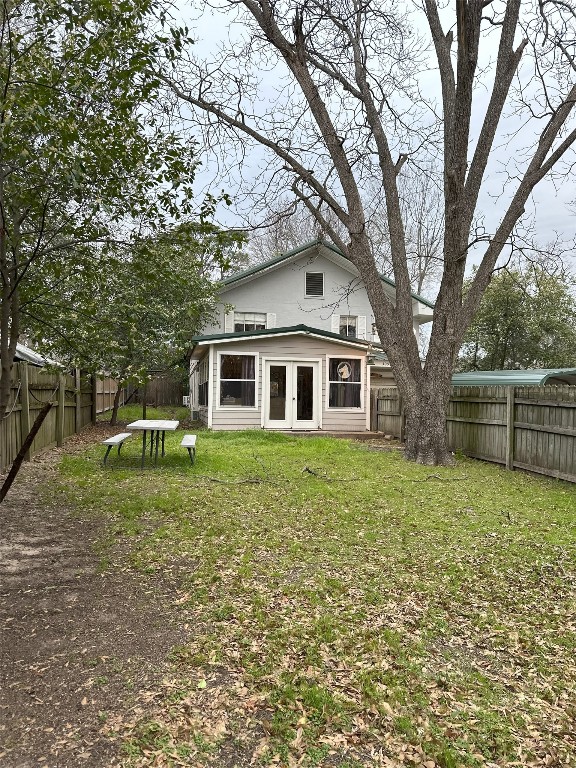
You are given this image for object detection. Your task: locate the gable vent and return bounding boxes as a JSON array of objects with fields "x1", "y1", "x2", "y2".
[{"x1": 305, "y1": 272, "x2": 324, "y2": 297}]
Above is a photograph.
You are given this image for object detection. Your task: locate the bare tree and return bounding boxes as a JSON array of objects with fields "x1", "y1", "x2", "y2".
[
  {"x1": 161, "y1": 0, "x2": 576, "y2": 465},
  {"x1": 249, "y1": 168, "x2": 444, "y2": 298},
  {"x1": 247, "y1": 203, "x2": 345, "y2": 262},
  {"x1": 367, "y1": 167, "x2": 444, "y2": 296}
]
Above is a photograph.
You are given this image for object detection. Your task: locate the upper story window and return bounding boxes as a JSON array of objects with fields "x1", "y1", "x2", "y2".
[
  {"x1": 332, "y1": 314, "x2": 366, "y2": 339},
  {"x1": 305, "y1": 272, "x2": 324, "y2": 297},
  {"x1": 339, "y1": 315, "x2": 357, "y2": 338},
  {"x1": 234, "y1": 312, "x2": 266, "y2": 332}
]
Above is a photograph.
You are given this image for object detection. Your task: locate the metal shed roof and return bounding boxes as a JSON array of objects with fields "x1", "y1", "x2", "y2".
[
  {"x1": 452, "y1": 369, "x2": 576, "y2": 386},
  {"x1": 13, "y1": 343, "x2": 48, "y2": 367}
]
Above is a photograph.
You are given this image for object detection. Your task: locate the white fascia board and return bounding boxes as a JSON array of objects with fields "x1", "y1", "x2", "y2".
[
  {"x1": 193, "y1": 330, "x2": 374, "y2": 351},
  {"x1": 414, "y1": 303, "x2": 434, "y2": 323},
  {"x1": 220, "y1": 245, "x2": 359, "y2": 294}
]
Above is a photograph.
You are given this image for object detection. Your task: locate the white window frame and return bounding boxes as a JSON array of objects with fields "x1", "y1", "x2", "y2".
[
  {"x1": 216, "y1": 350, "x2": 260, "y2": 411},
  {"x1": 325, "y1": 354, "x2": 364, "y2": 411},
  {"x1": 197, "y1": 356, "x2": 209, "y2": 408},
  {"x1": 233, "y1": 311, "x2": 267, "y2": 333},
  {"x1": 304, "y1": 271, "x2": 324, "y2": 298},
  {"x1": 339, "y1": 315, "x2": 358, "y2": 338}
]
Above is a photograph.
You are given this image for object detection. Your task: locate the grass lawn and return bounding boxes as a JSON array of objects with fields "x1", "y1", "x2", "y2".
[
  {"x1": 97, "y1": 404, "x2": 191, "y2": 425},
  {"x1": 57, "y1": 421, "x2": 576, "y2": 768}
]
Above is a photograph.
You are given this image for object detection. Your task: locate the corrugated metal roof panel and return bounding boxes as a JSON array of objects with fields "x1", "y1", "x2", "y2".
[
  {"x1": 14, "y1": 343, "x2": 47, "y2": 366},
  {"x1": 452, "y1": 369, "x2": 576, "y2": 386}
]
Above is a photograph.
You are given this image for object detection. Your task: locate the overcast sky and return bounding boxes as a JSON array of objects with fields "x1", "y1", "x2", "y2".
[{"x1": 177, "y1": 1, "x2": 576, "y2": 278}]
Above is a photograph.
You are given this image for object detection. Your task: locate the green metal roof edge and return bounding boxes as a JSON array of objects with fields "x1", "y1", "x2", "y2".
[
  {"x1": 191, "y1": 323, "x2": 384, "y2": 348},
  {"x1": 220, "y1": 239, "x2": 326, "y2": 285},
  {"x1": 452, "y1": 368, "x2": 576, "y2": 386},
  {"x1": 221, "y1": 238, "x2": 436, "y2": 309}
]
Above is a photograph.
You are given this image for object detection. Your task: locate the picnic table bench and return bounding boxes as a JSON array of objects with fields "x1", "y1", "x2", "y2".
[
  {"x1": 181, "y1": 434, "x2": 197, "y2": 465},
  {"x1": 102, "y1": 433, "x2": 132, "y2": 465}
]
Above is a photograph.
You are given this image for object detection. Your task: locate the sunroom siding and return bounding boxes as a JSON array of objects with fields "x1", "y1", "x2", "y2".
[{"x1": 206, "y1": 334, "x2": 374, "y2": 432}]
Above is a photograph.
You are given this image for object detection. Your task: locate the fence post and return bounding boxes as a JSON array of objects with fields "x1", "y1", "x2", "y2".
[
  {"x1": 91, "y1": 375, "x2": 98, "y2": 424},
  {"x1": 75, "y1": 368, "x2": 81, "y2": 433},
  {"x1": 398, "y1": 395, "x2": 405, "y2": 443},
  {"x1": 19, "y1": 362, "x2": 31, "y2": 461},
  {"x1": 505, "y1": 387, "x2": 515, "y2": 470},
  {"x1": 370, "y1": 389, "x2": 376, "y2": 431},
  {"x1": 56, "y1": 375, "x2": 65, "y2": 447}
]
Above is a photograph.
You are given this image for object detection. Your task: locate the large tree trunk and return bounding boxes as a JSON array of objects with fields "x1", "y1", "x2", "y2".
[{"x1": 403, "y1": 378, "x2": 454, "y2": 466}]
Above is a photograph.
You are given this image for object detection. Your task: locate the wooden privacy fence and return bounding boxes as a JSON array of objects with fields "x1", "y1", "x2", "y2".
[
  {"x1": 0, "y1": 364, "x2": 123, "y2": 472},
  {"x1": 145, "y1": 373, "x2": 184, "y2": 406},
  {"x1": 371, "y1": 385, "x2": 576, "y2": 484},
  {"x1": 125, "y1": 372, "x2": 185, "y2": 407}
]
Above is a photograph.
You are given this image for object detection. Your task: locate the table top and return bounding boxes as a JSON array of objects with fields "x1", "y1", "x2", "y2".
[{"x1": 127, "y1": 420, "x2": 179, "y2": 431}]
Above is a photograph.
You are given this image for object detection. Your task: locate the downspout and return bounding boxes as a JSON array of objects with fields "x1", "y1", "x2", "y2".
[{"x1": 207, "y1": 345, "x2": 214, "y2": 429}]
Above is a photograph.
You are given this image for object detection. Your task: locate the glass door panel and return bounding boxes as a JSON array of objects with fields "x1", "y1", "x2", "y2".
[
  {"x1": 296, "y1": 366, "x2": 314, "y2": 421},
  {"x1": 269, "y1": 365, "x2": 287, "y2": 421},
  {"x1": 264, "y1": 361, "x2": 318, "y2": 429}
]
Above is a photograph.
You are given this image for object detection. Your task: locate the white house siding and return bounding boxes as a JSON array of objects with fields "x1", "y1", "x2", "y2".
[
  {"x1": 202, "y1": 253, "x2": 397, "y2": 339},
  {"x1": 205, "y1": 334, "x2": 375, "y2": 432},
  {"x1": 370, "y1": 367, "x2": 396, "y2": 388}
]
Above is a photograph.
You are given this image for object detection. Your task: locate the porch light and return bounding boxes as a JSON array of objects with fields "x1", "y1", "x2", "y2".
[{"x1": 366, "y1": 342, "x2": 376, "y2": 366}]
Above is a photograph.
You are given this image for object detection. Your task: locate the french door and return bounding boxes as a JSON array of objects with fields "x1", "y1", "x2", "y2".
[{"x1": 264, "y1": 361, "x2": 319, "y2": 429}]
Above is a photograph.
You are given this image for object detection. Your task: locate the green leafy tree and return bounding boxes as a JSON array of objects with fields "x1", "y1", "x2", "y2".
[
  {"x1": 25, "y1": 223, "x2": 246, "y2": 424},
  {"x1": 0, "y1": 0, "x2": 198, "y2": 419},
  {"x1": 459, "y1": 267, "x2": 576, "y2": 370}
]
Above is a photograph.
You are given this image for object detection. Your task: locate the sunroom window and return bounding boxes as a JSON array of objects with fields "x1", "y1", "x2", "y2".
[
  {"x1": 198, "y1": 358, "x2": 209, "y2": 407},
  {"x1": 234, "y1": 312, "x2": 266, "y2": 332},
  {"x1": 328, "y1": 358, "x2": 361, "y2": 408},
  {"x1": 220, "y1": 354, "x2": 256, "y2": 406}
]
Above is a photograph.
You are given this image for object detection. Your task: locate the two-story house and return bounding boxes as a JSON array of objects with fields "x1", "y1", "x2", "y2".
[{"x1": 189, "y1": 240, "x2": 434, "y2": 432}]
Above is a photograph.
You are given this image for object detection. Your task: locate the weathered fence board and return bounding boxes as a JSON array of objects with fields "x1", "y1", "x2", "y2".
[
  {"x1": 124, "y1": 372, "x2": 185, "y2": 408},
  {"x1": 369, "y1": 386, "x2": 403, "y2": 437},
  {"x1": 371, "y1": 384, "x2": 576, "y2": 484},
  {"x1": 0, "y1": 365, "x2": 123, "y2": 472}
]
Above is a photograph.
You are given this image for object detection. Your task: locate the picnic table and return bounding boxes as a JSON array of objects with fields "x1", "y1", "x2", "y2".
[{"x1": 126, "y1": 419, "x2": 179, "y2": 467}]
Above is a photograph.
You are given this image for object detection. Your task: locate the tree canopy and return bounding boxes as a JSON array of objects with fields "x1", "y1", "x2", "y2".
[
  {"x1": 25, "y1": 223, "x2": 245, "y2": 377},
  {"x1": 0, "y1": 0, "x2": 198, "y2": 418},
  {"x1": 459, "y1": 267, "x2": 576, "y2": 371}
]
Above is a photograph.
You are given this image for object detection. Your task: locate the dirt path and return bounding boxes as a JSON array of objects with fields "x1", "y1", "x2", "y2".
[{"x1": 0, "y1": 426, "x2": 185, "y2": 768}]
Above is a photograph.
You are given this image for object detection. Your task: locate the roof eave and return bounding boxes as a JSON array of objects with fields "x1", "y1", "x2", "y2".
[
  {"x1": 190, "y1": 324, "x2": 384, "y2": 356},
  {"x1": 221, "y1": 239, "x2": 436, "y2": 309}
]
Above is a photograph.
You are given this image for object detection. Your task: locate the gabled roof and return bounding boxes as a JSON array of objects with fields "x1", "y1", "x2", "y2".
[
  {"x1": 190, "y1": 324, "x2": 387, "y2": 357},
  {"x1": 222, "y1": 239, "x2": 435, "y2": 310},
  {"x1": 452, "y1": 369, "x2": 576, "y2": 386}
]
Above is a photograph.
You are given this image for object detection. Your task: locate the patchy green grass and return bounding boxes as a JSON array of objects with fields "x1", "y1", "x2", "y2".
[
  {"x1": 57, "y1": 425, "x2": 576, "y2": 768},
  {"x1": 98, "y1": 403, "x2": 191, "y2": 426}
]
